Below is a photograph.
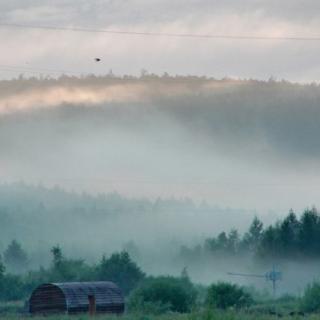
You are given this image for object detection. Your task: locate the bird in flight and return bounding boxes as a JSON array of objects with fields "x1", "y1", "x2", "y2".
[{"x1": 95, "y1": 58, "x2": 101, "y2": 62}]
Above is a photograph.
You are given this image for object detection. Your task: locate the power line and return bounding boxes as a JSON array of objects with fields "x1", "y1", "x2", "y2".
[
  {"x1": 0, "y1": 64, "x2": 84, "y2": 76},
  {"x1": 1, "y1": 22, "x2": 320, "y2": 41},
  {"x1": 228, "y1": 266, "x2": 282, "y2": 298}
]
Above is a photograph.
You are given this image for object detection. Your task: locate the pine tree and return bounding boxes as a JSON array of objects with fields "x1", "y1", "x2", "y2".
[
  {"x1": 299, "y1": 208, "x2": 319, "y2": 256},
  {"x1": 227, "y1": 229, "x2": 240, "y2": 255},
  {"x1": 279, "y1": 209, "x2": 299, "y2": 255},
  {"x1": 242, "y1": 216, "x2": 263, "y2": 253},
  {"x1": 257, "y1": 225, "x2": 278, "y2": 259}
]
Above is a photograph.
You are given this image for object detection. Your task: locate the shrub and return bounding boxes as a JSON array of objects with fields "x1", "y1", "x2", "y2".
[
  {"x1": 128, "y1": 275, "x2": 197, "y2": 313},
  {"x1": 301, "y1": 281, "x2": 320, "y2": 312},
  {"x1": 206, "y1": 282, "x2": 253, "y2": 310},
  {"x1": 0, "y1": 274, "x2": 24, "y2": 301}
]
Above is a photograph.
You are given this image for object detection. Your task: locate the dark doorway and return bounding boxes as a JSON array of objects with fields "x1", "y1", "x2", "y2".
[{"x1": 88, "y1": 295, "x2": 96, "y2": 315}]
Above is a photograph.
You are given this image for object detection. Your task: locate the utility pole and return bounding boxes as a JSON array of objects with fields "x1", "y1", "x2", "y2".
[{"x1": 228, "y1": 265, "x2": 282, "y2": 298}]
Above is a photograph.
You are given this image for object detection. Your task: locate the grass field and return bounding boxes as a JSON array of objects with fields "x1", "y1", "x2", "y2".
[
  {"x1": 0, "y1": 300, "x2": 317, "y2": 320},
  {"x1": 0, "y1": 307, "x2": 317, "y2": 320},
  {"x1": 0, "y1": 313, "x2": 317, "y2": 320}
]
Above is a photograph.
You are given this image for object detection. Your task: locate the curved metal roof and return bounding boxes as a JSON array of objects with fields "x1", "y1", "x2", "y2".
[
  {"x1": 29, "y1": 281, "x2": 124, "y2": 314},
  {"x1": 53, "y1": 281, "x2": 124, "y2": 310}
]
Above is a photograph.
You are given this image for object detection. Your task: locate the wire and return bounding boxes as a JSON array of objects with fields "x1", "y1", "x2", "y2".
[
  {"x1": 0, "y1": 64, "x2": 84, "y2": 76},
  {"x1": 1, "y1": 22, "x2": 320, "y2": 41},
  {"x1": 228, "y1": 272, "x2": 266, "y2": 278}
]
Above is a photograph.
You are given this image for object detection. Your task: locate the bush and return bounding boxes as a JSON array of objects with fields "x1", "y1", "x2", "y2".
[
  {"x1": 301, "y1": 281, "x2": 320, "y2": 312},
  {"x1": 0, "y1": 274, "x2": 24, "y2": 301},
  {"x1": 97, "y1": 251, "x2": 145, "y2": 295},
  {"x1": 206, "y1": 282, "x2": 253, "y2": 310},
  {"x1": 128, "y1": 275, "x2": 197, "y2": 313}
]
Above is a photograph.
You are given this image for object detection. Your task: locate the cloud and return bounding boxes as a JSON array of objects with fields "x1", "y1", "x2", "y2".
[
  {"x1": 2, "y1": 1, "x2": 320, "y2": 25},
  {"x1": 0, "y1": 82, "x2": 145, "y2": 113}
]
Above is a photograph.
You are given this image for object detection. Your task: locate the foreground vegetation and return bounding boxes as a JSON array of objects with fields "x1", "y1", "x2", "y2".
[
  {"x1": 0, "y1": 310, "x2": 318, "y2": 320},
  {"x1": 3, "y1": 185, "x2": 320, "y2": 316},
  {"x1": 3, "y1": 220, "x2": 320, "y2": 316},
  {"x1": 0, "y1": 298, "x2": 315, "y2": 319}
]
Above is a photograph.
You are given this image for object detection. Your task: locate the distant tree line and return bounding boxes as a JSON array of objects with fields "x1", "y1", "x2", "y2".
[{"x1": 180, "y1": 208, "x2": 320, "y2": 261}]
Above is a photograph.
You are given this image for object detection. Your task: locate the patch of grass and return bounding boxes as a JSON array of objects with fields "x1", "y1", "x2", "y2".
[
  {"x1": 0, "y1": 301, "x2": 25, "y2": 315},
  {"x1": 0, "y1": 312, "x2": 319, "y2": 320}
]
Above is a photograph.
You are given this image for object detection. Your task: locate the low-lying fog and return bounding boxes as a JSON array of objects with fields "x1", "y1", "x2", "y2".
[{"x1": 1, "y1": 75, "x2": 320, "y2": 296}]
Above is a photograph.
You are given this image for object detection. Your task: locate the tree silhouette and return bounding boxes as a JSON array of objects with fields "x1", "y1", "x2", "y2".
[
  {"x1": 97, "y1": 251, "x2": 145, "y2": 295},
  {"x1": 279, "y1": 209, "x2": 299, "y2": 256},
  {"x1": 299, "y1": 208, "x2": 319, "y2": 256},
  {"x1": 242, "y1": 216, "x2": 263, "y2": 253},
  {"x1": 51, "y1": 245, "x2": 63, "y2": 268},
  {"x1": 4, "y1": 240, "x2": 28, "y2": 273},
  {"x1": 0, "y1": 256, "x2": 5, "y2": 279}
]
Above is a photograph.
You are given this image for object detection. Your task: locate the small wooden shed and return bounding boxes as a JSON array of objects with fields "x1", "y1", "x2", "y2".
[{"x1": 29, "y1": 281, "x2": 125, "y2": 315}]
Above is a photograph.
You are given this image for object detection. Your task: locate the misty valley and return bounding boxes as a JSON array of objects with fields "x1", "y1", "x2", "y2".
[
  {"x1": 1, "y1": 182, "x2": 320, "y2": 319},
  {"x1": 2, "y1": 75, "x2": 320, "y2": 319}
]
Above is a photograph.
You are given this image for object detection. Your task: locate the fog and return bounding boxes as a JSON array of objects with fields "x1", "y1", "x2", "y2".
[
  {"x1": 1, "y1": 75, "x2": 320, "y2": 295},
  {"x1": 2, "y1": 182, "x2": 320, "y2": 296},
  {"x1": 0, "y1": 183, "x2": 255, "y2": 267},
  {"x1": 1, "y1": 76, "x2": 320, "y2": 211}
]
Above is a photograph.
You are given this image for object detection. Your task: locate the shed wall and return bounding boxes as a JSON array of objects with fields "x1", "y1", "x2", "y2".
[{"x1": 29, "y1": 284, "x2": 66, "y2": 314}]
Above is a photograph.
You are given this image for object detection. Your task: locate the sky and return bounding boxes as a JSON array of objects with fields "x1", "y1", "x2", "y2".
[{"x1": 0, "y1": 0, "x2": 320, "y2": 81}]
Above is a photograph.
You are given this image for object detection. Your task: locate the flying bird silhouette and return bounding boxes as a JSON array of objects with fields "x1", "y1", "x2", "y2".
[{"x1": 95, "y1": 58, "x2": 101, "y2": 62}]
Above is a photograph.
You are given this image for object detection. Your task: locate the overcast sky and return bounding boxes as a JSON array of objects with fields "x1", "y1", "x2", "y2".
[{"x1": 1, "y1": 0, "x2": 320, "y2": 81}]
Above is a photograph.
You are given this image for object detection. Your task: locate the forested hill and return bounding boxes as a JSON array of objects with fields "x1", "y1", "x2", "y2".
[{"x1": 2, "y1": 75, "x2": 320, "y2": 211}]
